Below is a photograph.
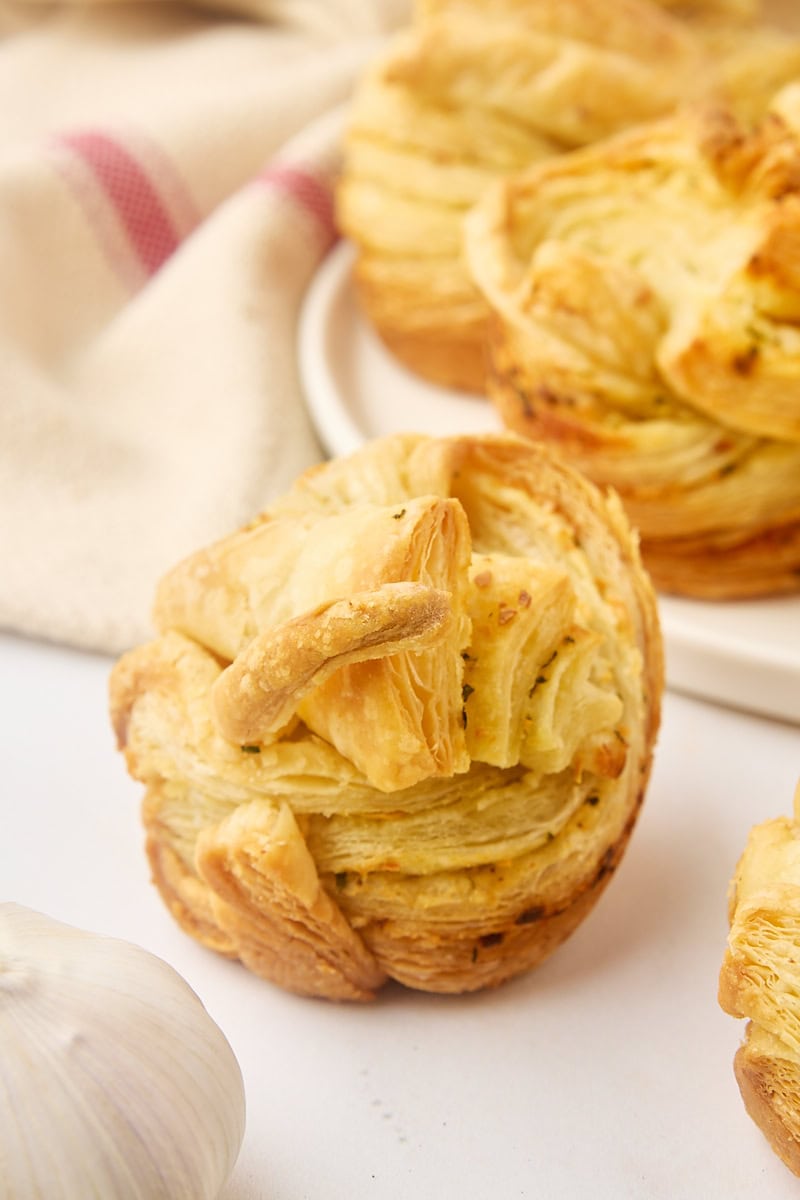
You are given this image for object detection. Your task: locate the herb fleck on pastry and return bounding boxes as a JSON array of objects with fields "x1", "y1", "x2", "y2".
[{"x1": 110, "y1": 433, "x2": 662, "y2": 1000}]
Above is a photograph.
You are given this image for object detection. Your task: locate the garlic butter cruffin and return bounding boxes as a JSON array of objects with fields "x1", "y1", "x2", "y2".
[
  {"x1": 336, "y1": 0, "x2": 800, "y2": 393},
  {"x1": 110, "y1": 433, "x2": 662, "y2": 1000},
  {"x1": 719, "y1": 784, "x2": 800, "y2": 1176},
  {"x1": 465, "y1": 88, "x2": 800, "y2": 598},
  {"x1": 112, "y1": 436, "x2": 662, "y2": 998}
]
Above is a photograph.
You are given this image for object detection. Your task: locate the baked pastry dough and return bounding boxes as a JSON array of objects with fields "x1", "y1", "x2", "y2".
[
  {"x1": 336, "y1": 0, "x2": 800, "y2": 394},
  {"x1": 336, "y1": 0, "x2": 706, "y2": 393},
  {"x1": 719, "y1": 784, "x2": 800, "y2": 1176},
  {"x1": 110, "y1": 433, "x2": 662, "y2": 1000},
  {"x1": 465, "y1": 92, "x2": 800, "y2": 598}
]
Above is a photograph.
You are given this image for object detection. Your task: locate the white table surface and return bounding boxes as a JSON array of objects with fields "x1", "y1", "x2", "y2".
[{"x1": 2, "y1": 628, "x2": 799, "y2": 1199}]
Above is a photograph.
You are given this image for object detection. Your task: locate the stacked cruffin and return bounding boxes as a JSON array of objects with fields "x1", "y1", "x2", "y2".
[
  {"x1": 720, "y1": 784, "x2": 800, "y2": 1177},
  {"x1": 110, "y1": 434, "x2": 662, "y2": 1000},
  {"x1": 336, "y1": 0, "x2": 800, "y2": 394},
  {"x1": 465, "y1": 85, "x2": 800, "y2": 598}
]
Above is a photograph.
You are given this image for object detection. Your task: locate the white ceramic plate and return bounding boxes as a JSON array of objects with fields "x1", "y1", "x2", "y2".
[{"x1": 299, "y1": 240, "x2": 800, "y2": 725}]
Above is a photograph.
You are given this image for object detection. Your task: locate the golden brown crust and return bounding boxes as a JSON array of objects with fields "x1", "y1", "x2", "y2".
[
  {"x1": 466, "y1": 97, "x2": 800, "y2": 598},
  {"x1": 196, "y1": 802, "x2": 386, "y2": 1002},
  {"x1": 111, "y1": 433, "x2": 662, "y2": 999},
  {"x1": 630, "y1": 520, "x2": 800, "y2": 598},
  {"x1": 733, "y1": 1030, "x2": 800, "y2": 1178},
  {"x1": 144, "y1": 785, "x2": 239, "y2": 959},
  {"x1": 720, "y1": 788, "x2": 800, "y2": 1175},
  {"x1": 152, "y1": 494, "x2": 473, "y2": 792},
  {"x1": 337, "y1": 799, "x2": 640, "y2": 993}
]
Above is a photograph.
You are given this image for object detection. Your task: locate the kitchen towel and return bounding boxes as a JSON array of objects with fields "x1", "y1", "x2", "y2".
[{"x1": 0, "y1": 0, "x2": 408, "y2": 653}]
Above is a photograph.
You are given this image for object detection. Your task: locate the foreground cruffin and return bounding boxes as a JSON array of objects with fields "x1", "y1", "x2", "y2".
[
  {"x1": 465, "y1": 85, "x2": 800, "y2": 600},
  {"x1": 336, "y1": 0, "x2": 800, "y2": 394},
  {"x1": 719, "y1": 783, "x2": 800, "y2": 1176},
  {"x1": 110, "y1": 433, "x2": 663, "y2": 1000}
]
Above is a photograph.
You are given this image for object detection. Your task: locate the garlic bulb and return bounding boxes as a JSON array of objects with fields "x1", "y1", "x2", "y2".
[{"x1": 0, "y1": 903, "x2": 246, "y2": 1200}]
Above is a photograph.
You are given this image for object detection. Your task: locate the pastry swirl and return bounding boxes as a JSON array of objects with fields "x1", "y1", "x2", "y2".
[
  {"x1": 465, "y1": 93, "x2": 800, "y2": 597},
  {"x1": 110, "y1": 433, "x2": 662, "y2": 999}
]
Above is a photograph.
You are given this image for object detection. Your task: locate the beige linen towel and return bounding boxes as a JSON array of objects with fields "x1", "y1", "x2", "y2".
[{"x1": 0, "y1": 0, "x2": 408, "y2": 653}]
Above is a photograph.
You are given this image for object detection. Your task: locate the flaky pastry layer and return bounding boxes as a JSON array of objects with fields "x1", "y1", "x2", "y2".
[{"x1": 337, "y1": 0, "x2": 800, "y2": 393}]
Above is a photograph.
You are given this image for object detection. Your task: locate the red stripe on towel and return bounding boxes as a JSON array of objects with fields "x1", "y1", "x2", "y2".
[
  {"x1": 258, "y1": 165, "x2": 337, "y2": 243},
  {"x1": 57, "y1": 131, "x2": 181, "y2": 276}
]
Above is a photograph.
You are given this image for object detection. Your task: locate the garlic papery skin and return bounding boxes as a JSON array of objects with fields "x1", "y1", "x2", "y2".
[{"x1": 0, "y1": 903, "x2": 246, "y2": 1200}]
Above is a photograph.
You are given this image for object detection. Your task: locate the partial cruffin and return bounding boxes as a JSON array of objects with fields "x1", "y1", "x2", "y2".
[
  {"x1": 464, "y1": 87, "x2": 800, "y2": 599},
  {"x1": 719, "y1": 783, "x2": 800, "y2": 1177},
  {"x1": 110, "y1": 432, "x2": 663, "y2": 1000},
  {"x1": 335, "y1": 0, "x2": 800, "y2": 394},
  {"x1": 654, "y1": 0, "x2": 757, "y2": 13}
]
